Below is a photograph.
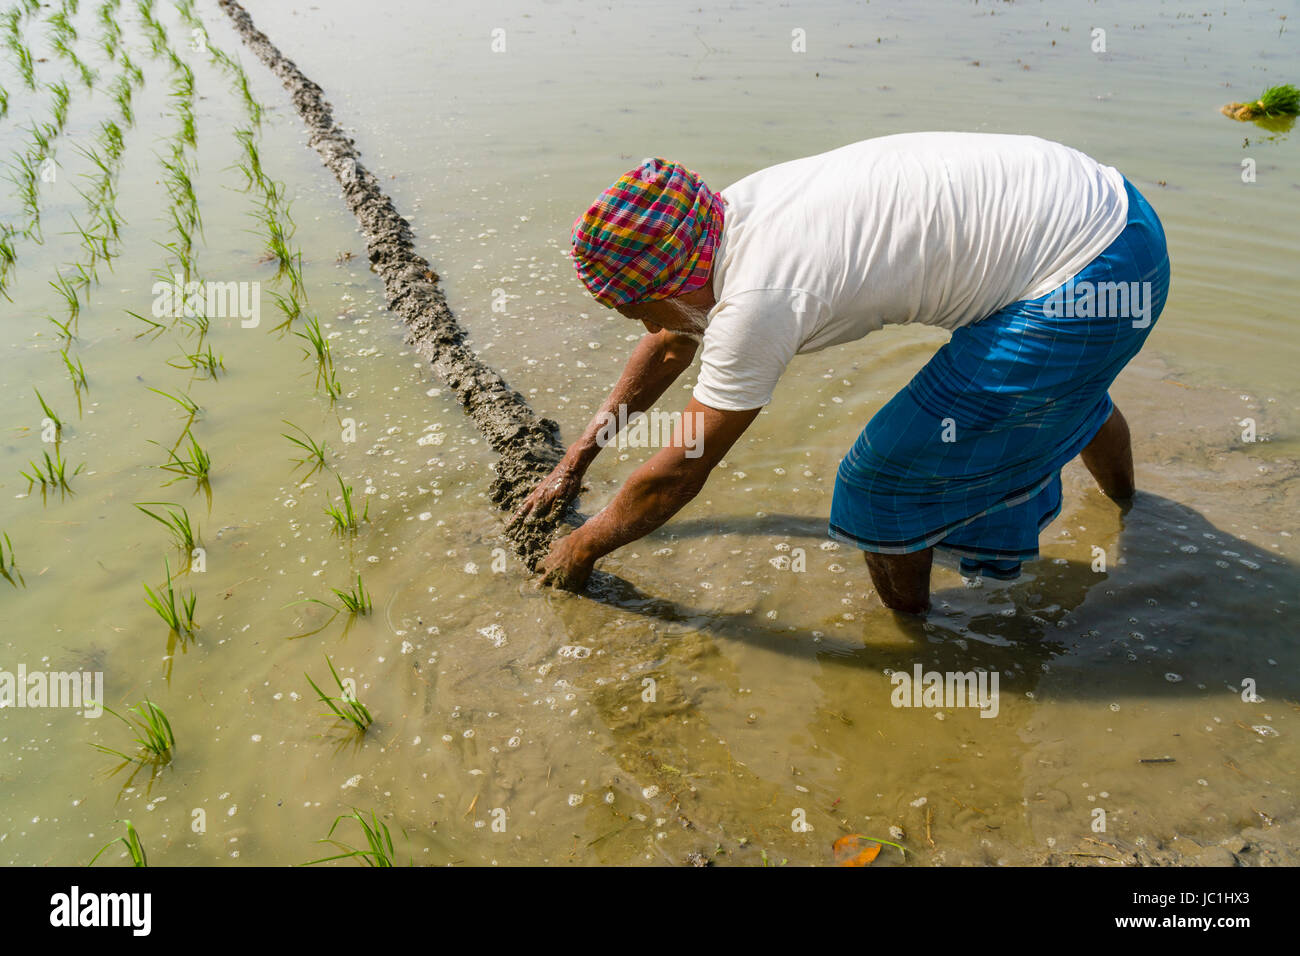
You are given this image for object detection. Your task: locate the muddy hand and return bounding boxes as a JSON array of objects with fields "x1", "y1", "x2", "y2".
[
  {"x1": 536, "y1": 532, "x2": 595, "y2": 592},
  {"x1": 508, "y1": 459, "x2": 582, "y2": 531}
]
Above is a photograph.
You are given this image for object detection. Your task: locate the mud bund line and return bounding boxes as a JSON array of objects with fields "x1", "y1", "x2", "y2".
[{"x1": 218, "y1": 0, "x2": 574, "y2": 570}]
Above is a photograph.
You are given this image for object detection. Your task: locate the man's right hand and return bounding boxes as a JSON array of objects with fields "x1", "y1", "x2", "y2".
[{"x1": 507, "y1": 457, "x2": 585, "y2": 530}]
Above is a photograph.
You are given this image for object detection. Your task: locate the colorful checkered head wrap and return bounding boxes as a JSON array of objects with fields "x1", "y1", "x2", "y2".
[{"x1": 571, "y1": 158, "x2": 724, "y2": 308}]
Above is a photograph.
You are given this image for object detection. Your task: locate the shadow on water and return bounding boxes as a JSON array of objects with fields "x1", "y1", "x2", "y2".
[{"x1": 568, "y1": 491, "x2": 1300, "y2": 702}]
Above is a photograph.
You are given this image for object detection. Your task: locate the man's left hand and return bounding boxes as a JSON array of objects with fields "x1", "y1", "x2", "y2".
[{"x1": 537, "y1": 531, "x2": 596, "y2": 592}]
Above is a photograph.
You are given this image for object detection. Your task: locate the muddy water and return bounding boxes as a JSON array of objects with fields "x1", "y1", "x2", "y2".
[{"x1": 1, "y1": 0, "x2": 1296, "y2": 866}]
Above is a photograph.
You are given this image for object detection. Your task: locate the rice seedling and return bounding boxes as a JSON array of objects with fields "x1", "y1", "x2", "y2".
[
  {"x1": 47, "y1": 10, "x2": 76, "y2": 44},
  {"x1": 0, "y1": 532, "x2": 17, "y2": 581},
  {"x1": 46, "y1": 313, "x2": 76, "y2": 344},
  {"x1": 126, "y1": 308, "x2": 166, "y2": 335},
  {"x1": 25, "y1": 120, "x2": 53, "y2": 159},
  {"x1": 305, "y1": 655, "x2": 373, "y2": 733},
  {"x1": 62, "y1": 348, "x2": 87, "y2": 392},
  {"x1": 0, "y1": 83, "x2": 8, "y2": 119},
  {"x1": 169, "y1": 344, "x2": 224, "y2": 378},
  {"x1": 121, "y1": 49, "x2": 144, "y2": 87},
  {"x1": 282, "y1": 419, "x2": 330, "y2": 472},
  {"x1": 7, "y1": 152, "x2": 39, "y2": 227},
  {"x1": 109, "y1": 74, "x2": 134, "y2": 124},
  {"x1": 146, "y1": 385, "x2": 200, "y2": 418},
  {"x1": 49, "y1": 80, "x2": 71, "y2": 130},
  {"x1": 74, "y1": 56, "x2": 96, "y2": 89},
  {"x1": 233, "y1": 127, "x2": 264, "y2": 191},
  {"x1": 0, "y1": 230, "x2": 17, "y2": 296},
  {"x1": 98, "y1": 11, "x2": 121, "y2": 60},
  {"x1": 329, "y1": 574, "x2": 372, "y2": 614},
  {"x1": 235, "y1": 68, "x2": 262, "y2": 126},
  {"x1": 305, "y1": 809, "x2": 396, "y2": 867},
  {"x1": 156, "y1": 429, "x2": 211, "y2": 485},
  {"x1": 14, "y1": 44, "x2": 35, "y2": 90},
  {"x1": 98, "y1": 120, "x2": 125, "y2": 163},
  {"x1": 88, "y1": 820, "x2": 148, "y2": 867},
  {"x1": 92, "y1": 698, "x2": 175, "y2": 765},
  {"x1": 19, "y1": 446, "x2": 82, "y2": 493},
  {"x1": 1222, "y1": 83, "x2": 1300, "y2": 121},
  {"x1": 48, "y1": 273, "x2": 80, "y2": 320},
  {"x1": 33, "y1": 388, "x2": 62, "y2": 437},
  {"x1": 269, "y1": 290, "x2": 302, "y2": 328},
  {"x1": 296, "y1": 313, "x2": 332, "y2": 368},
  {"x1": 323, "y1": 472, "x2": 368, "y2": 534},
  {"x1": 141, "y1": 559, "x2": 197, "y2": 635},
  {"x1": 135, "y1": 502, "x2": 200, "y2": 555}
]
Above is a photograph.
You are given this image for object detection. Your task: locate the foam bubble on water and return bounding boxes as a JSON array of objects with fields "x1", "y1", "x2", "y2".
[{"x1": 478, "y1": 624, "x2": 507, "y2": 647}]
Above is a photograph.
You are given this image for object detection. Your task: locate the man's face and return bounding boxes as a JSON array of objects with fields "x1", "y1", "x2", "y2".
[{"x1": 614, "y1": 297, "x2": 708, "y2": 338}]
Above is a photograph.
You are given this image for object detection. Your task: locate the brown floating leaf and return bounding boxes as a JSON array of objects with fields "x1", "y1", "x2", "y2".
[{"x1": 833, "y1": 834, "x2": 882, "y2": 867}]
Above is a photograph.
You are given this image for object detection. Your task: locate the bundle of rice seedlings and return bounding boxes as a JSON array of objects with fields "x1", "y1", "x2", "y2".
[{"x1": 1221, "y1": 83, "x2": 1300, "y2": 121}]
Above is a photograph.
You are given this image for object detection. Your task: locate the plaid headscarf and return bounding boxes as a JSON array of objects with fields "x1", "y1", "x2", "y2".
[{"x1": 570, "y1": 158, "x2": 724, "y2": 308}]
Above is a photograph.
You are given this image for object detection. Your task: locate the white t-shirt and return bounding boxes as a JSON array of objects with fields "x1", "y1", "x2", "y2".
[{"x1": 692, "y1": 132, "x2": 1130, "y2": 411}]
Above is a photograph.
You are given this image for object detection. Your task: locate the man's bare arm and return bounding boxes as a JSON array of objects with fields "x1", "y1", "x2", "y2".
[
  {"x1": 538, "y1": 397, "x2": 762, "y2": 588},
  {"x1": 509, "y1": 328, "x2": 699, "y2": 526}
]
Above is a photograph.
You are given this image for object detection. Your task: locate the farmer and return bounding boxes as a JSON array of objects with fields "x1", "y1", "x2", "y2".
[{"x1": 512, "y1": 132, "x2": 1170, "y2": 614}]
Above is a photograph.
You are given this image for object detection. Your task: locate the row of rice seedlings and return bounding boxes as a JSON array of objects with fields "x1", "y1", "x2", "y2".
[
  {"x1": 141, "y1": 558, "x2": 197, "y2": 635},
  {"x1": 3, "y1": 19, "x2": 36, "y2": 90},
  {"x1": 137, "y1": 0, "x2": 168, "y2": 58},
  {"x1": 323, "y1": 472, "x2": 369, "y2": 534},
  {"x1": 174, "y1": 0, "x2": 200, "y2": 31},
  {"x1": 5, "y1": 149, "x2": 43, "y2": 236},
  {"x1": 92, "y1": 698, "x2": 175, "y2": 765},
  {"x1": 19, "y1": 445, "x2": 82, "y2": 493},
  {"x1": 88, "y1": 820, "x2": 148, "y2": 867},
  {"x1": 306, "y1": 809, "x2": 396, "y2": 867},
  {"x1": 50, "y1": 35, "x2": 96, "y2": 90},
  {"x1": 107, "y1": 54, "x2": 145, "y2": 126},
  {"x1": 97, "y1": 0, "x2": 122, "y2": 61},
  {"x1": 305, "y1": 655, "x2": 373, "y2": 733},
  {"x1": 46, "y1": 8, "x2": 77, "y2": 45},
  {"x1": 134, "y1": 501, "x2": 200, "y2": 555},
  {"x1": 166, "y1": 53, "x2": 196, "y2": 147}
]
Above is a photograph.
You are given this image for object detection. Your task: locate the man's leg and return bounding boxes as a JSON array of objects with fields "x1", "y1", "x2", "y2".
[
  {"x1": 1080, "y1": 405, "x2": 1135, "y2": 500},
  {"x1": 864, "y1": 548, "x2": 933, "y2": 615}
]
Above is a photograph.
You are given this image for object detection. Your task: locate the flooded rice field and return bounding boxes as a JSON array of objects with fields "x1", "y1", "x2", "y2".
[{"x1": 1, "y1": 0, "x2": 1296, "y2": 867}]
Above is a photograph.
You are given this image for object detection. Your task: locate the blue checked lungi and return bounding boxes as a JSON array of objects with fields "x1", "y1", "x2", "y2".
[{"x1": 828, "y1": 177, "x2": 1170, "y2": 579}]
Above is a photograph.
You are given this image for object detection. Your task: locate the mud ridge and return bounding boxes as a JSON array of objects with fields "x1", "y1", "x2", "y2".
[{"x1": 217, "y1": 0, "x2": 572, "y2": 569}]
